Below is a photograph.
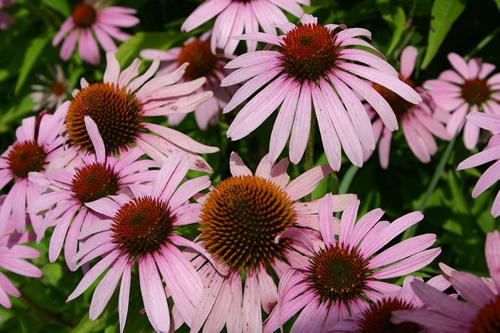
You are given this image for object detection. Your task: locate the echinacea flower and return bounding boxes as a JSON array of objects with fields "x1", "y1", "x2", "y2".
[
  {"x1": 52, "y1": 1, "x2": 139, "y2": 64},
  {"x1": 61, "y1": 52, "x2": 218, "y2": 171},
  {"x1": 393, "y1": 230, "x2": 500, "y2": 333},
  {"x1": 221, "y1": 14, "x2": 421, "y2": 170},
  {"x1": 29, "y1": 117, "x2": 159, "y2": 271},
  {"x1": 0, "y1": 209, "x2": 42, "y2": 308},
  {"x1": 367, "y1": 46, "x2": 450, "y2": 168},
  {"x1": 0, "y1": 111, "x2": 74, "y2": 234},
  {"x1": 30, "y1": 65, "x2": 70, "y2": 111},
  {"x1": 187, "y1": 153, "x2": 356, "y2": 333},
  {"x1": 332, "y1": 275, "x2": 450, "y2": 332},
  {"x1": 425, "y1": 53, "x2": 500, "y2": 149},
  {"x1": 264, "y1": 194, "x2": 441, "y2": 333},
  {"x1": 181, "y1": 0, "x2": 309, "y2": 55},
  {"x1": 141, "y1": 33, "x2": 233, "y2": 130},
  {"x1": 66, "y1": 153, "x2": 213, "y2": 333},
  {"x1": 458, "y1": 111, "x2": 500, "y2": 217},
  {"x1": 0, "y1": 0, "x2": 14, "y2": 30}
]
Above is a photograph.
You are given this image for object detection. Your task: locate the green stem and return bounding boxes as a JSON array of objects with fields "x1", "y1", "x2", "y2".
[
  {"x1": 465, "y1": 25, "x2": 500, "y2": 60},
  {"x1": 402, "y1": 135, "x2": 458, "y2": 240}
]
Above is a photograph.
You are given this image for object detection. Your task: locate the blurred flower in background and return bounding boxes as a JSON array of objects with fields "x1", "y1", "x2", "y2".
[
  {"x1": 30, "y1": 65, "x2": 70, "y2": 111},
  {"x1": 0, "y1": 0, "x2": 14, "y2": 30}
]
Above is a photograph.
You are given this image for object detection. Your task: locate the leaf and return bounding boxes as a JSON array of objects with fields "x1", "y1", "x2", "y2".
[
  {"x1": 377, "y1": 0, "x2": 406, "y2": 56},
  {"x1": 42, "y1": 0, "x2": 70, "y2": 16},
  {"x1": 496, "y1": 0, "x2": 500, "y2": 10},
  {"x1": 15, "y1": 36, "x2": 50, "y2": 94},
  {"x1": 421, "y1": 0, "x2": 466, "y2": 68}
]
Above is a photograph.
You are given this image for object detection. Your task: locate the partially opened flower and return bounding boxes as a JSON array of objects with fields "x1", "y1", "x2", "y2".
[
  {"x1": 30, "y1": 65, "x2": 70, "y2": 111},
  {"x1": 0, "y1": 0, "x2": 15, "y2": 30},
  {"x1": 393, "y1": 230, "x2": 500, "y2": 333},
  {"x1": 181, "y1": 0, "x2": 309, "y2": 55},
  {"x1": 332, "y1": 275, "x2": 450, "y2": 332},
  {"x1": 0, "y1": 111, "x2": 73, "y2": 234},
  {"x1": 425, "y1": 53, "x2": 500, "y2": 149},
  {"x1": 458, "y1": 112, "x2": 500, "y2": 217},
  {"x1": 188, "y1": 153, "x2": 356, "y2": 332},
  {"x1": 221, "y1": 14, "x2": 421, "y2": 170},
  {"x1": 141, "y1": 33, "x2": 233, "y2": 130},
  {"x1": 61, "y1": 52, "x2": 217, "y2": 171},
  {"x1": 52, "y1": 1, "x2": 139, "y2": 64},
  {"x1": 66, "y1": 153, "x2": 212, "y2": 333},
  {"x1": 29, "y1": 117, "x2": 159, "y2": 271},
  {"x1": 264, "y1": 194, "x2": 441, "y2": 333},
  {"x1": 368, "y1": 46, "x2": 450, "y2": 169}
]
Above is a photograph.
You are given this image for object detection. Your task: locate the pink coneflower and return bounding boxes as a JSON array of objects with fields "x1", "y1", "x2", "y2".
[
  {"x1": 393, "y1": 230, "x2": 500, "y2": 333},
  {"x1": 0, "y1": 217, "x2": 42, "y2": 308},
  {"x1": 52, "y1": 1, "x2": 139, "y2": 65},
  {"x1": 367, "y1": 46, "x2": 451, "y2": 168},
  {"x1": 0, "y1": 0, "x2": 15, "y2": 30},
  {"x1": 263, "y1": 194, "x2": 441, "y2": 333},
  {"x1": 331, "y1": 275, "x2": 450, "y2": 332},
  {"x1": 141, "y1": 33, "x2": 233, "y2": 130},
  {"x1": 30, "y1": 65, "x2": 70, "y2": 111},
  {"x1": 29, "y1": 117, "x2": 159, "y2": 271},
  {"x1": 221, "y1": 14, "x2": 421, "y2": 170},
  {"x1": 424, "y1": 53, "x2": 500, "y2": 149},
  {"x1": 181, "y1": 0, "x2": 309, "y2": 55},
  {"x1": 66, "y1": 153, "x2": 213, "y2": 332},
  {"x1": 458, "y1": 111, "x2": 500, "y2": 217},
  {"x1": 187, "y1": 153, "x2": 356, "y2": 332},
  {"x1": 0, "y1": 110, "x2": 75, "y2": 234},
  {"x1": 61, "y1": 52, "x2": 218, "y2": 171}
]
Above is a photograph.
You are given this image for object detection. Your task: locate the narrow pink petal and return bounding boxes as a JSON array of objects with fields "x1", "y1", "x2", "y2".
[
  {"x1": 60, "y1": 30, "x2": 78, "y2": 60},
  {"x1": 84, "y1": 116, "x2": 106, "y2": 163},
  {"x1": 372, "y1": 248, "x2": 441, "y2": 279},
  {"x1": 289, "y1": 82, "x2": 311, "y2": 164},
  {"x1": 242, "y1": 271, "x2": 262, "y2": 333},
  {"x1": 258, "y1": 267, "x2": 278, "y2": 313},
  {"x1": 400, "y1": 46, "x2": 418, "y2": 79},
  {"x1": 181, "y1": 0, "x2": 230, "y2": 31},
  {"x1": 285, "y1": 165, "x2": 332, "y2": 200},
  {"x1": 103, "y1": 52, "x2": 120, "y2": 84},
  {"x1": 458, "y1": 145, "x2": 500, "y2": 170},
  {"x1": 319, "y1": 193, "x2": 336, "y2": 246},
  {"x1": 448, "y1": 53, "x2": 471, "y2": 79},
  {"x1": 229, "y1": 152, "x2": 253, "y2": 176},
  {"x1": 449, "y1": 271, "x2": 496, "y2": 306},
  {"x1": 486, "y1": 231, "x2": 500, "y2": 285},
  {"x1": 472, "y1": 160, "x2": 500, "y2": 197},
  {"x1": 78, "y1": 29, "x2": 100, "y2": 65}
]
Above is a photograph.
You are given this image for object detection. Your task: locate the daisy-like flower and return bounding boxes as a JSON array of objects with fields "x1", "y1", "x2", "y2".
[
  {"x1": 393, "y1": 230, "x2": 500, "y2": 333},
  {"x1": 30, "y1": 65, "x2": 70, "y2": 111},
  {"x1": 0, "y1": 110, "x2": 74, "y2": 234},
  {"x1": 181, "y1": 0, "x2": 309, "y2": 55},
  {"x1": 264, "y1": 194, "x2": 441, "y2": 333},
  {"x1": 61, "y1": 52, "x2": 218, "y2": 171},
  {"x1": 141, "y1": 33, "x2": 233, "y2": 130},
  {"x1": 52, "y1": 1, "x2": 139, "y2": 64},
  {"x1": 458, "y1": 112, "x2": 500, "y2": 217},
  {"x1": 29, "y1": 117, "x2": 159, "y2": 271},
  {"x1": 0, "y1": 0, "x2": 14, "y2": 30},
  {"x1": 332, "y1": 275, "x2": 450, "y2": 332},
  {"x1": 424, "y1": 53, "x2": 500, "y2": 149},
  {"x1": 221, "y1": 14, "x2": 421, "y2": 171},
  {"x1": 367, "y1": 46, "x2": 451, "y2": 169},
  {"x1": 66, "y1": 153, "x2": 214, "y2": 333},
  {"x1": 188, "y1": 153, "x2": 356, "y2": 332}
]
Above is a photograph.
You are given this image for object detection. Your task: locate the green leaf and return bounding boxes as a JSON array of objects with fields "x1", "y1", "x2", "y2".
[
  {"x1": 496, "y1": 0, "x2": 500, "y2": 10},
  {"x1": 421, "y1": 0, "x2": 466, "y2": 68},
  {"x1": 377, "y1": 0, "x2": 406, "y2": 56},
  {"x1": 15, "y1": 36, "x2": 50, "y2": 94},
  {"x1": 42, "y1": 0, "x2": 70, "y2": 16}
]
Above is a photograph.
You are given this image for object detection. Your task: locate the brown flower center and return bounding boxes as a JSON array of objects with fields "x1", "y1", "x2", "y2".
[
  {"x1": 280, "y1": 23, "x2": 338, "y2": 82},
  {"x1": 66, "y1": 83, "x2": 144, "y2": 155},
  {"x1": 72, "y1": 4, "x2": 97, "y2": 28},
  {"x1": 469, "y1": 295, "x2": 500, "y2": 333},
  {"x1": 177, "y1": 40, "x2": 218, "y2": 81},
  {"x1": 305, "y1": 244, "x2": 369, "y2": 305},
  {"x1": 51, "y1": 82, "x2": 66, "y2": 96},
  {"x1": 111, "y1": 197, "x2": 175, "y2": 260},
  {"x1": 461, "y1": 79, "x2": 491, "y2": 106},
  {"x1": 200, "y1": 175, "x2": 297, "y2": 273},
  {"x1": 71, "y1": 163, "x2": 121, "y2": 204},
  {"x1": 7, "y1": 141, "x2": 47, "y2": 179},
  {"x1": 358, "y1": 298, "x2": 422, "y2": 333},
  {"x1": 373, "y1": 76, "x2": 416, "y2": 117}
]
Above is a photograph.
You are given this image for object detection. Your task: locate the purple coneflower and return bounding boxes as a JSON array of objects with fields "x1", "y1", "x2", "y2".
[
  {"x1": 0, "y1": 0, "x2": 14, "y2": 30},
  {"x1": 30, "y1": 65, "x2": 70, "y2": 111}
]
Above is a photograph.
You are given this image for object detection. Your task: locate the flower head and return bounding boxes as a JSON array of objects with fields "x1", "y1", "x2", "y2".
[
  {"x1": 61, "y1": 52, "x2": 218, "y2": 171},
  {"x1": 425, "y1": 53, "x2": 500, "y2": 149},
  {"x1": 221, "y1": 14, "x2": 421, "y2": 170},
  {"x1": 393, "y1": 230, "x2": 500, "y2": 333},
  {"x1": 187, "y1": 153, "x2": 356, "y2": 332},
  {"x1": 66, "y1": 153, "x2": 212, "y2": 332},
  {"x1": 141, "y1": 33, "x2": 234, "y2": 129},
  {"x1": 52, "y1": 1, "x2": 139, "y2": 64},
  {"x1": 0, "y1": 0, "x2": 15, "y2": 30},
  {"x1": 367, "y1": 46, "x2": 451, "y2": 168},
  {"x1": 264, "y1": 194, "x2": 441, "y2": 332},
  {"x1": 30, "y1": 65, "x2": 70, "y2": 111},
  {"x1": 29, "y1": 117, "x2": 159, "y2": 271},
  {"x1": 181, "y1": 0, "x2": 309, "y2": 55},
  {"x1": 458, "y1": 112, "x2": 500, "y2": 217}
]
